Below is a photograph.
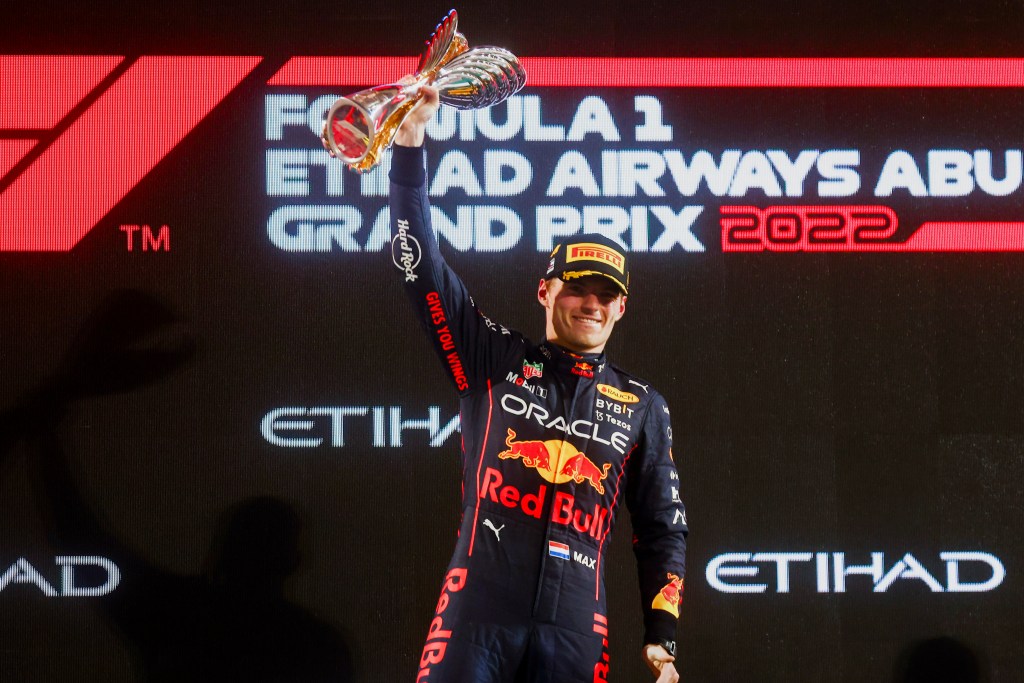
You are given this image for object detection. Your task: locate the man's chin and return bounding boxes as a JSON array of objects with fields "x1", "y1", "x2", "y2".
[{"x1": 565, "y1": 335, "x2": 606, "y2": 355}]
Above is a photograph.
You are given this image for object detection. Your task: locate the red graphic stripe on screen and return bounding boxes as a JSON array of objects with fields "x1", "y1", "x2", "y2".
[
  {"x1": 522, "y1": 58, "x2": 1024, "y2": 87},
  {"x1": 0, "y1": 56, "x2": 122, "y2": 128},
  {"x1": 269, "y1": 56, "x2": 418, "y2": 86},
  {"x1": 0, "y1": 56, "x2": 260, "y2": 252},
  {"x1": 269, "y1": 57, "x2": 1024, "y2": 87},
  {"x1": 0, "y1": 140, "x2": 36, "y2": 179},
  {"x1": 898, "y1": 223, "x2": 1024, "y2": 251}
]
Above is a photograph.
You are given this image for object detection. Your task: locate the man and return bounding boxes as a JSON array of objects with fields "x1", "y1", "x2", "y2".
[{"x1": 389, "y1": 85, "x2": 688, "y2": 683}]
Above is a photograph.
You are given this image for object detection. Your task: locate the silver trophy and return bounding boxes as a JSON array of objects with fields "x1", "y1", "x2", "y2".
[{"x1": 321, "y1": 9, "x2": 527, "y2": 172}]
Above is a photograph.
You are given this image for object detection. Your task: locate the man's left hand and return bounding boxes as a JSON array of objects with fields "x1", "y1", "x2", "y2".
[{"x1": 642, "y1": 644, "x2": 679, "y2": 683}]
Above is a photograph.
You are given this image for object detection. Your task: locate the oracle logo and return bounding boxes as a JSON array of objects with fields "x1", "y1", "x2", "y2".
[{"x1": 0, "y1": 55, "x2": 259, "y2": 251}]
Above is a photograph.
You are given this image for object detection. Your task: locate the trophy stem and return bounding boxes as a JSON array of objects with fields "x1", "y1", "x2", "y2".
[{"x1": 348, "y1": 97, "x2": 419, "y2": 173}]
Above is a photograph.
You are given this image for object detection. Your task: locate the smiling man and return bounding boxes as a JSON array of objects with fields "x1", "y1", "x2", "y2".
[
  {"x1": 539, "y1": 255, "x2": 626, "y2": 354},
  {"x1": 389, "y1": 86, "x2": 688, "y2": 683}
]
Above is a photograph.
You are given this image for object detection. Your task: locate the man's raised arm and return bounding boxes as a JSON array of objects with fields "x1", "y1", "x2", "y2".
[{"x1": 388, "y1": 86, "x2": 523, "y2": 395}]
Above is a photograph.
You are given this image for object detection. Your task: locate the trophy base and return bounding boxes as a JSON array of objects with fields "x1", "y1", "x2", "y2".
[
  {"x1": 322, "y1": 97, "x2": 374, "y2": 164},
  {"x1": 322, "y1": 86, "x2": 419, "y2": 173}
]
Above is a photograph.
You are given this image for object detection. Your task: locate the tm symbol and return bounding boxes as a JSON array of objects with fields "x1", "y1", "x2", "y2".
[{"x1": 119, "y1": 225, "x2": 170, "y2": 252}]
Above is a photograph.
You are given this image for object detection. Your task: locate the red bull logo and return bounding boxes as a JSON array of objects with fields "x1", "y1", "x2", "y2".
[
  {"x1": 651, "y1": 572, "x2": 685, "y2": 618},
  {"x1": 559, "y1": 452, "x2": 612, "y2": 495},
  {"x1": 499, "y1": 428, "x2": 612, "y2": 494},
  {"x1": 417, "y1": 566, "x2": 466, "y2": 682},
  {"x1": 480, "y1": 467, "x2": 611, "y2": 540},
  {"x1": 571, "y1": 361, "x2": 595, "y2": 378}
]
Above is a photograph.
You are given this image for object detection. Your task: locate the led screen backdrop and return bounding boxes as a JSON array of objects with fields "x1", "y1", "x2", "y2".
[{"x1": 2, "y1": 3, "x2": 1024, "y2": 682}]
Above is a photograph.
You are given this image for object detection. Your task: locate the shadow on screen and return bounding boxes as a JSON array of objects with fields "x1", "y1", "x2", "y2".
[
  {"x1": 893, "y1": 636, "x2": 988, "y2": 683},
  {"x1": 2, "y1": 289, "x2": 193, "y2": 456},
  {"x1": 15, "y1": 289, "x2": 354, "y2": 682}
]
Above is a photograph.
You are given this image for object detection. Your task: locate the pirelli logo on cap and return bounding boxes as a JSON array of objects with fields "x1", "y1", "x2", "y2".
[{"x1": 567, "y1": 243, "x2": 625, "y2": 274}]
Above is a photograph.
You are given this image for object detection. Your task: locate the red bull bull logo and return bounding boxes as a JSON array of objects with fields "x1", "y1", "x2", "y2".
[
  {"x1": 559, "y1": 453, "x2": 612, "y2": 495},
  {"x1": 651, "y1": 572, "x2": 685, "y2": 617},
  {"x1": 571, "y1": 361, "x2": 595, "y2": 378},
  {"x1": 499, "y1": 429, "x2": 553, "y2": 471},
  {"x1": 499, "y1": 429, "x2": 611, "y2": 494}
]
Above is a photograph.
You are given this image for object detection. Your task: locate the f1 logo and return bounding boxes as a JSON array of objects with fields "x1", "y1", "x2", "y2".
[{"x1": 0, "y1": 55, "x2": 260, "y2": 251}]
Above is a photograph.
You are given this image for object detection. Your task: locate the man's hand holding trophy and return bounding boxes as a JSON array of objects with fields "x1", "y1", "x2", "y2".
[{"x1": 321, "y1": 9, "x2": 526, "y2": 172}]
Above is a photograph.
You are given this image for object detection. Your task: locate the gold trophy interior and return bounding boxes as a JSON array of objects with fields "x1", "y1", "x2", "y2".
[{"x1": 321, "y1": 10, "x2": 525, "y2": 173}]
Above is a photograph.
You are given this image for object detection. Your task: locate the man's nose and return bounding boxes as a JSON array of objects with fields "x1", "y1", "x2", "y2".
[{"x1": 580, "y1": 292, "x2": 600, "y2": 310}]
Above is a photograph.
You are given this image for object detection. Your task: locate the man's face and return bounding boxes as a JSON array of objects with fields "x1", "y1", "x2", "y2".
[{"x1": 538, "y1": 275, "x2": 626, "y2": 354}]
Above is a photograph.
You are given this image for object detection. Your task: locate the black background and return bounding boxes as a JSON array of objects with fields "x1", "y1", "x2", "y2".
[{"x1": 3, "y1": 2, "x2": 1024, "y2": 682}]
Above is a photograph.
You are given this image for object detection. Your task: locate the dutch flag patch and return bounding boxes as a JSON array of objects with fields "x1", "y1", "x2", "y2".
[{"x1": 548, "y1": 540, "x2": 570, "y2": 560}]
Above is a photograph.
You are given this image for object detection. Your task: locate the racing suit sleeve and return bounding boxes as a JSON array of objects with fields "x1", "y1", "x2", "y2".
[
  {"x1": 388, "y1": 144, "x2": 524, "y2": 395},
  {"x1": 625, "y1": 391, "x2": 689, "y2": 646}
]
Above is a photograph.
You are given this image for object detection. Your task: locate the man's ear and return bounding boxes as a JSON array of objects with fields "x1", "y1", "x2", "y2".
[
  {"x1": 614, "y1": 296, "x2": 627, "y2": 321},
  {"x1": 537, "y1": 278, "x2": 551, "y2": 307}
]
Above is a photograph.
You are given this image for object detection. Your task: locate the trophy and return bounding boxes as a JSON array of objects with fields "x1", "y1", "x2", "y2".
[{"x1": 321, "y1": 9, "x2": 527, "y2": 172}]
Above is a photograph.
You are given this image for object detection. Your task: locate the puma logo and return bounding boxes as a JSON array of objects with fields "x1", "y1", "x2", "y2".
[
  {"x1": 628, "y1": 379, "x2": 649, "y2": 394},
  {"x1": 483, "y1": 519, "x2": 504, "y2": 541}
]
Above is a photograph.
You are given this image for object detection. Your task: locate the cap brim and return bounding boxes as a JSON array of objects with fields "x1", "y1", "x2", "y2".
[{"x1": 560, "y1": 269, "x2": 628, "y2": 295}]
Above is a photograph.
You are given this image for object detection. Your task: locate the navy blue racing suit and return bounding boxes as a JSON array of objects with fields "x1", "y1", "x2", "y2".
[{"x1": 389, "y1": 144, "x2": 688, "y2": 683}]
